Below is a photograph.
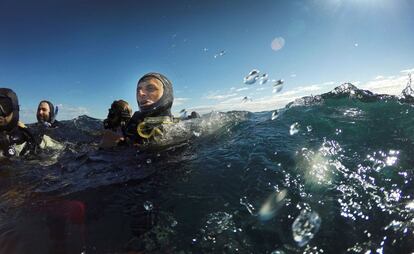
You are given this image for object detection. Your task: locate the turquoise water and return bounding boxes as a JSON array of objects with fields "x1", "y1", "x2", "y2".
[{"x1": 1, "y1": 84, "x2": 414, "y2": 253}]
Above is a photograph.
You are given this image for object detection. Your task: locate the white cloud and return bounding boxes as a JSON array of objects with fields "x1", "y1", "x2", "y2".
[
  {"x1": 205, "y1": 93, "x2": 238, "y2": 100},
  {"x1": 56, "y1": 104, "x2": 89, "y2": 120},
  {"x1": 360, "y1": 75, "x2": 408, "y2": 95},
  {"x1": 400, "y1": 68, "x2": 414, "y2": 74},
  {"x1": 236, "y1": 87, "x2": 249, "y2": 92},
  {"x1": 174, "y1": 97, "x2": 189, "y2": 106}
]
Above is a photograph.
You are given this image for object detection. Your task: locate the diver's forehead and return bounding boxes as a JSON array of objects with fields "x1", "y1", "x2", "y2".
[
  {"x1": 137, "y1": 78, "x2": 163, "y2": 89},
  {"x1": 39, "y1": 102, "x2": 50, "y2": 109}
]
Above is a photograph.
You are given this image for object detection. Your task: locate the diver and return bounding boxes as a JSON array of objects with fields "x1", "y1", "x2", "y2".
[
  {"x1": 0, "y1": 88, "x2": 38, "y2": 157},
  {"x1": 100, "y1": 99, "x2": 133, "y2": 148},
  {"x1": 37, "y1": 100, "x2": 59, "y2": 128},
  {"x1": 123, "y1": 72, "x2": 176, "y2": 145},
  {"x1": 187, "y1": 111, "x2": 201, "y2": 119}
]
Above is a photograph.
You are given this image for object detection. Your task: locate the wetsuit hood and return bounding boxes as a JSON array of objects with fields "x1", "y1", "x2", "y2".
[
  {"x1": 0, "y1": 88, "x2": 19, "y2": 132},
  {"x1": 137, "y1": 72, "x2": 174, "y2": 117},
  {"x1": 37, "y1": 100, "x2": 57, "y2": 124}
]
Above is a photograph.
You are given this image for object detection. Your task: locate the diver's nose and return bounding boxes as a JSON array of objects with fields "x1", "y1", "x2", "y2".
[{"x1": 138, "y1": 89, "x2": 146, "y2": 98}]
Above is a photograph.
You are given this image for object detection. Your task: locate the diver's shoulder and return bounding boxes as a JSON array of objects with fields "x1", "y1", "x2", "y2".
[{"x1": 17, "y1": 121, "x2": 27, "y2": 128}]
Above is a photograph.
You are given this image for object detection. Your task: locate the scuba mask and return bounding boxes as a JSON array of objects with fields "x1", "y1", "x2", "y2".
[{"x1": 0, "y1": 88, "x2": 19, "y2": 132}]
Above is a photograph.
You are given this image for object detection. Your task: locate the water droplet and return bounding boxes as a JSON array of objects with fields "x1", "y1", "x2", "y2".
[
  {"x1": 143, "y1": 201, "x2": 153, "y2": 211},
  {"x1": 290, "y1": 122, "x2": 300, "y2": 135},
  {"x1": 242, "y1": 96, "x2": 252, "y2": 103},
  {"x1": 292, "y1": 209, "x2": 321, "y2": 247},
  {"x1": 243, "y1": 69, "x2": 260, "y2": 85},
  {"x1": 146, "y1": 158, "x2": 152, "y2": 164},
  {"x1": 227, "y1": 163, "x2": 232, "y2": 168},
  {"x1": 203, "y1": 48, "x2": 208, "y2": 52},
  {"x1": 258, "y1": 189, "x2": 288, "y2": 221},
  {"x1": 307, "y1": 125, "x2": 312, "y2": 132},
  {"x1": 271, "y1": 111, "x2": 279, "y2": 120},
  {"x1": 271, "y1": 37, "x2": 285, "y2": 51},
  {"x1": 259, "y1": 73, "x2": 269, "y2": 85},
  {"x1": 171, "y1": 220, "x2": 178, "y2": 227},
  {"x1": 271, "y1": 250, "x2": 285, "y2": 254},
  {"x1": 240, "y1": 196, "x2": 256, "y2": 215}
]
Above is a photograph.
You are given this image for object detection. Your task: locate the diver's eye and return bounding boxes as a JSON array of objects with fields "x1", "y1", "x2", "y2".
[{"x1": 146, "y1": 84, "x2": 157, "y2": 92}]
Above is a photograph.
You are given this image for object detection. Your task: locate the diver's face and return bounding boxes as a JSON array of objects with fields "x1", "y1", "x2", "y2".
[
  {"x1": 37, "y1": 102, "x2": 50, "y2": 122},
  {"x1": 0, "y1": 112, "x2": 13, "y2": 126},
  {"x1": 136, "y1": 78, "x2": 164, "y2": 108}
]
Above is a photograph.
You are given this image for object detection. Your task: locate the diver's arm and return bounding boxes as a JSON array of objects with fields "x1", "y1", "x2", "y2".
[
  {"x1": 18, "y1": 123, "x2": 40, "y2": 156},
  {"x1": 99, "y1": 130, "x2": 124, "y2": 149}
]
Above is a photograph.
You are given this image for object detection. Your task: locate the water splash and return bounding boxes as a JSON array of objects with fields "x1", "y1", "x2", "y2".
[
  {"x1": 271, "y1": 111, "x2": 279, "y2": 120},
  {"x1": 272, "y1": 80, "x2": 284, "y2": 93},
  {"x1": 401, "y1": 73, "x2": 413, "y2": 99},
  {"x1": 259, "y1": 73, "x2": 269, "y2": 85},
  {"x1": 243, "y1": 69, "x2": 260, "y2": 85},
  {"x1": 143, "y1": 201, "x2": 154, "y2": 211},
  {"x1": 289, "y1": 122, "x2": 300, "y2": 135}
]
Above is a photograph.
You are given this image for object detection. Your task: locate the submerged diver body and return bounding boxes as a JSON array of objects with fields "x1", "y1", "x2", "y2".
[{"x1": 0, "y1": 88, "x2": 38, "y2": 157}]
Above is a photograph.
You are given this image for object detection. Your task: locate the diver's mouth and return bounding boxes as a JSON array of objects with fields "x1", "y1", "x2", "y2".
[{"x1": 140, "y1": 100, "x2": 154, "y2": 107}]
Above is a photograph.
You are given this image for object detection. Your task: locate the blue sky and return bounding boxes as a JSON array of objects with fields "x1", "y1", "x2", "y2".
[{"x1": 1, "y1": 0, "x2": 413, "y2": 123}]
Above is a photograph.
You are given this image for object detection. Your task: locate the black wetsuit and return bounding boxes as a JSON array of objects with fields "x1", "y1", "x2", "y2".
[{"x1": 0, "y1": 126, "x2": 38, "y2": 157}]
